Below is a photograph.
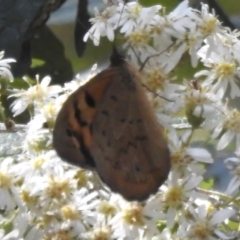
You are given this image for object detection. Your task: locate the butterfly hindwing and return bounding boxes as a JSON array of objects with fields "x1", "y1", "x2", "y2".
[{"x1": 91, "y1": 63, "x2": 171, "y2": 201}]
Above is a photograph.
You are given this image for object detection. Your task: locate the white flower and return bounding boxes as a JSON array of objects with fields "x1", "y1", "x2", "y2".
[
  {"x1": 84, "y1": 5, "x2": 119, "y2": 45},
  {"x1": 184, "y1": 204, "x2": 235, "y2": 240},
  {"x1": 10, "y1": 75, "x2": 62, "y2": 116},
  {"x1": 60, "y1": 190, "x2": 99, "y2": 236},
  {"x1": 124, "y1": 26, "x2": 156, "y2": 61},
  {"x1": 28, "y1": 100, "x2": 60, "y2": 131},
  {"x1": 0, "y1": 51, "x2": 15, "y2": 83},
  {"x1": 183, "y1": 79, "x2": 221, "y2": 119},
  {"x1": 169, "y1": 129, "x2": 213, "y2": 175},
  {"x1": 150, "y1": 14, "x2": 174, "y2": 51},
  {"x1": 166, "y1": 0, "x2": 196, "y2": 34},
  {"x1": 81, "y1": 218, "x2": 112, "y2": 239},
  {"x1": 198, "y1": 44, "x2": 240, "y2": 99},
  {"x1": 119, "y1": 2, "x2": 161, "y2": 36},
  {"x1": 142, "y1": 60, "x2": 183, "y2": 95},
  {"x1": 160, "y1": 170, "x2": 204, "y2": 228},
  {"x1": 11, "y1": 151, "x2": 64, "y2": 182},
  {"x1": 106, "y1": 194, "x2": 165, "y2": 239},
  {"x1": 196, "y1": 3, "x2": 221, "y2": 37},
  {"x1": 0, "y1": 157, "x2": 18, "y2": 211},
  {"x1": 205, "y1": 108, "x2": 240, "y2": 150}
]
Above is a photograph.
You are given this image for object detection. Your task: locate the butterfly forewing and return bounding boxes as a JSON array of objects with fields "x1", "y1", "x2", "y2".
[{"x1": 53, "y1": 69, "x2": 115, "y2": 170}]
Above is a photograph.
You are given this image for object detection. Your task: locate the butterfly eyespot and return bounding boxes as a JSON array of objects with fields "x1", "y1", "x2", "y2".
[
  {"x1": 135, "y1": 166, "x2": 140, "y2": 172},
  {"x1": 135, "y1": 135, "x2": 147, "y2": 141},
  {"x1": 101, "y1": 110, "x2": 109, "y2": 116},
  {"x1": 128, "y1": 142, "x2": 137, "y2": 149},
  {"x1": 84, "y1": 91, "x2": 95, "y2": 108},
  {"x1": 66, "y1": 129, "x2": 73, "y2": 137},
  {"x1": 120, "y1": 148, "x2": 127, "y2": 154},
  {"x1": 110, "y1": 95, "x2": 117, "y2": 101},
  {"x1": 120, "y1": 118, "x2": 126, "y2": 123},
  {"x1": 89, "y1": 124, "x2": 93, "y2": 134}
]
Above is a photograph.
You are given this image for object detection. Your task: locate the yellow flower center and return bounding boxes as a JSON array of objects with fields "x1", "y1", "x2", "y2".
[
  {"x1": 224, "y1": 109, "x2": 240, "y2": 132},
  {"x1": 21, "y1": 190, "x2": 37, "y2": 204},
  {"x1": 45, "y1": 176, "x2": 71, "y2": 199},
  {"x1": 98, "y1": 200, "x2": 116, "y2": 216},
  {"x1": 91, "y1": 226, "x2": 111, "y2": 240},
  {"x1": 164, "y1": 186, "x2": 184, "y2": 208},
  {"x1": 200, "y1": 17, "x2": 217, "y2": 35},
  {"x1": 171, "y1": 151, "x2": 192, "y2": 169},
  {"x1": 215, "y1": 62, "x2": 235, "y2": 79},
  {"x1": 33, "y1": 157, "x2": 45, "y2": 169},
  {"x1": 43, "y1": 230, "x2": 72, "y2": 240},
  {"x1": 122, "y1": 203, "x2": 144, "y2": 226},
  {"x1": 128, "y1": 30, "x2": 150, "y2": 46},
  {"x1": 74, "y1": 170, "x2": 88, "y2": 188},
  {"x1": 144, "y1": 69, "x2": 166, "y2": 91},
  {"x1": 61, "y1": 205, "x2": 79, "y2": 220},
  {"x1": 188, "y1": 221, "x2": 212, "y2": 240},
  {"x1": 0, "y1": 171, "x2": 12, "y2": 188},
  {"x1": 131, "y1": 4, "x2": 142, "y2": 18}
]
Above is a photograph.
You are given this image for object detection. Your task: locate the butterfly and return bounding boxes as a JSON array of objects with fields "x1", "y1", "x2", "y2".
[{"x1": 53, "y1": 47, "x2": 171, "y2": 201}]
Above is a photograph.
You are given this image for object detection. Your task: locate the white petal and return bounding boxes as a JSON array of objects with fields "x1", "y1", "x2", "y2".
[
  {"x1": 225, "y1": 177, "x2": 240, "y2": 194},
  {"x1": 197, "y1": 205, "x2": 207, "y2": 220},
  {"x1": 2, "y1": 230, "x2": 20, "y2": 240},
  {"x1": 214, "y1": 79, "x2": 228, "y2": 99},
  {"x1": 217, "y1": 131, "x2": 235, "y2": 150},
  {"x1": 193, "y1": 106, "x2": 202, "y2": 117},
  {"x1": 187, "y1": 148, "x2": 213, "y2": 163},
  {"x1": 214, "y1": 229, "x2": 233, "y2": 239},
  {"x1": 166, "y1": 207, "x2": 176, "y2": 228},
  {"x1": 181, "y1": 130, "x2": 192, "y2": 144},
  {"x1": 194, "y1": 70, "x2": 210, "y2": 78},
  {"x1": 40, "y1": 76, "x2": 51, "y2": 87},
  {"x1": 229, "y1": 79, "x2": 240, "y2": 99},
  {"x1": 212, "y1": 122, "x2": 223, "y2": 138},
  {"x1": 184, "y1": 176, "x2": 203, "y2": 191},
  {"x1": 106, "y1": 24, "x2": 114, "y2": 41},
  {"x1": 210, "y1": 208, "x2": 235, "y2": 224},
  {"x1": 165, "y1": 42, "x2": 186, "y2": 72}
]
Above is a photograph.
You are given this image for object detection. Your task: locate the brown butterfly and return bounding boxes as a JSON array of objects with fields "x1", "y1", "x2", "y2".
[{"x1": 53, "y1": 48, "x2": 171, "y2": 201}]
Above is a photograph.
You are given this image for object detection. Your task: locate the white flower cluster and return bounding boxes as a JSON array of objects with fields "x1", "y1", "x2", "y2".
[{"x1": 0, "y1": 0, "x2": 240, "y2": 239}]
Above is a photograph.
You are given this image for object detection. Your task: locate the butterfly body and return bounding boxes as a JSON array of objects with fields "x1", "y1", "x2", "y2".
[{"x1": 53, "y1": 52, "x2": 171, "y2": 201}]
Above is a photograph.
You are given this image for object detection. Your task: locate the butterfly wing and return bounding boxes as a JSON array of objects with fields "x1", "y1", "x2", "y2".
[
  {"x1": 91, "y1": 64, "x2": 171, "y2": 201},
  {"x1": 53, "y1": 67, "x2": 133, "y2": 170},
  {"x1": 53, "y1": 69, "x2": 117, "y2": 170}
]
